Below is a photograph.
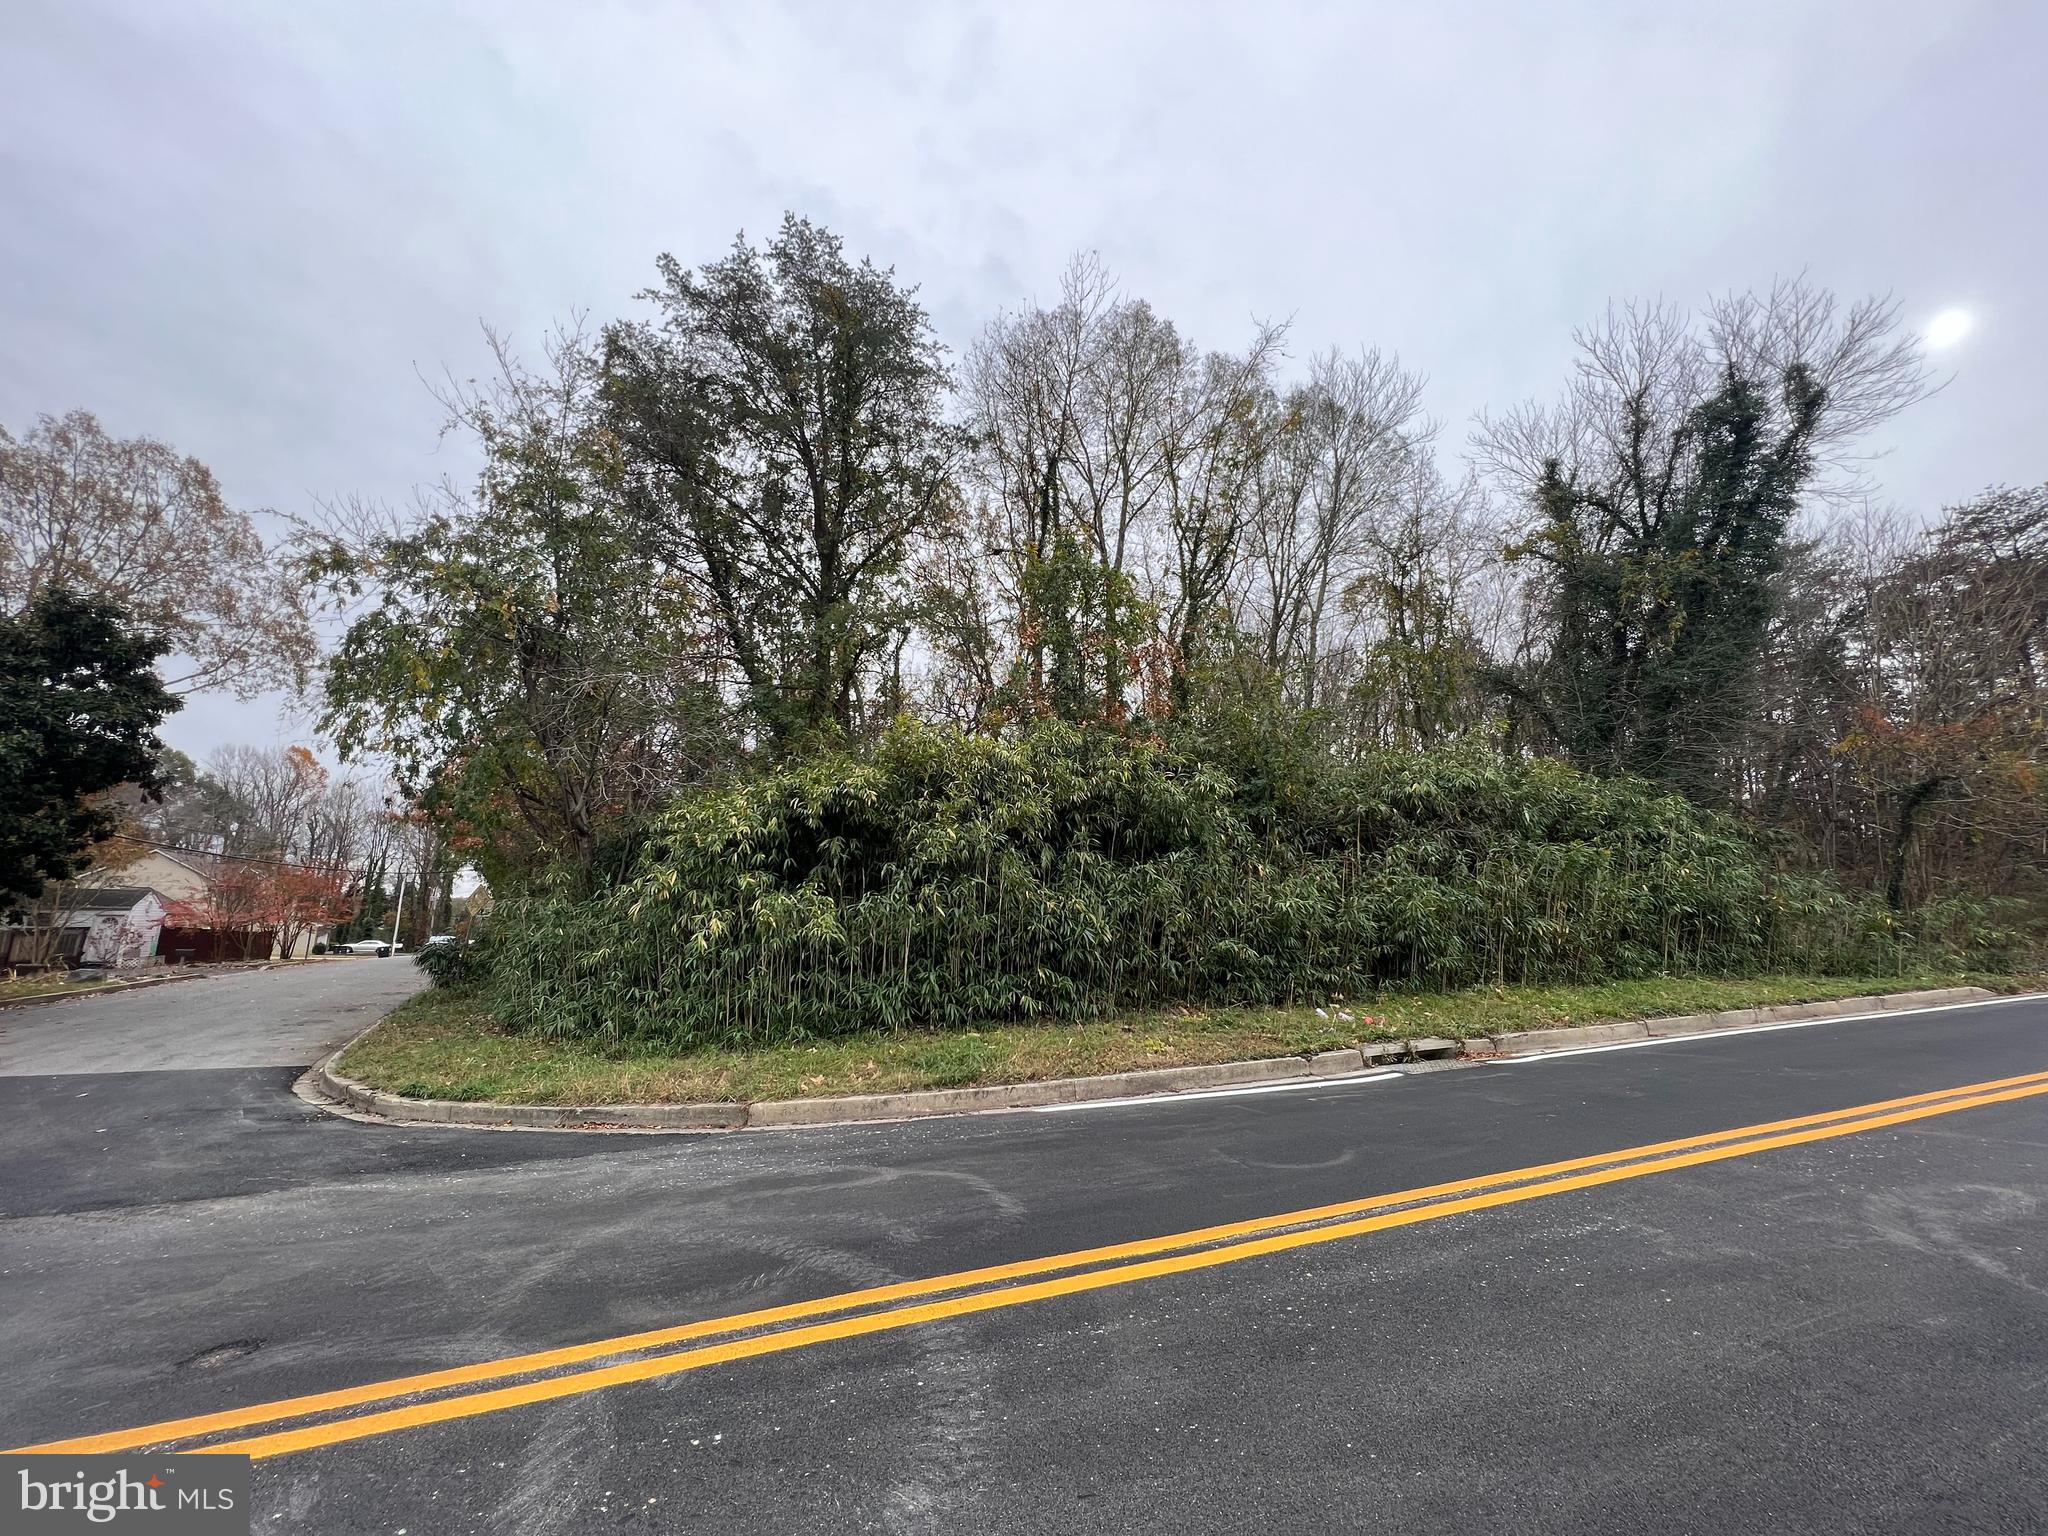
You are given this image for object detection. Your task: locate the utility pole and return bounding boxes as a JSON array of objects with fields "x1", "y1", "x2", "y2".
[{"x1": 389, "y1": 874, "x2": 406, "y2": 952}]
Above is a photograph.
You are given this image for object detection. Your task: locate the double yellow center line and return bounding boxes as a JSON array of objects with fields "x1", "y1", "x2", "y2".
[{"x1": 14, "y1": 1066, "x2": 2048, "y2": 1461}]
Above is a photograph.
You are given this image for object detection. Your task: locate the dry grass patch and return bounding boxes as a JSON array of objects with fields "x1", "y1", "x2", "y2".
[{"x1": 0, "y1": 974, "x2": 127, "y2": 1003}]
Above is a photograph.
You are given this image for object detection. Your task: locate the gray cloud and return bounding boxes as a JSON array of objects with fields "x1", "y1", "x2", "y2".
[{"x1": 4, "y1": 0, "x2": 2041, "y2": 760}]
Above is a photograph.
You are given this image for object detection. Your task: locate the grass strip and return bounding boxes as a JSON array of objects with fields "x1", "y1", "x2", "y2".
[{"x1": 336, "y1": 971, "x2": 2030, "y2": 1106}]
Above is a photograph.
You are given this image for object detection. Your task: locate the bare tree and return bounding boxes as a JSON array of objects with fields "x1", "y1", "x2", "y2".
[
  {"x1": 966, "y1": 256, "x2": 1107, "y2": 588},
  {"x1": 0, "y1": 410, "x2": 316, "y2": 697},
  {"x1": 1843, "y1": 484, "x2": 2048, "y2": 907},
  {"x1": 963, "y1": 254, "x2": 1168, "y2": 715},
  {"x1": 301, "y1": 773, "x2": 391, "y2": 875},
  {"x1": 1066, "y1": 288, "x2": 1188, "y2": 710},
  {"x1": 1242, "y1": 348, "x2": 1431, "y2": 709},
  {"x1": 1476, "y1": 282, "x2": 1934, "y2": 516},
  {"x1": 1334, "y1": 462, "x2": 1508, "y2": 749},
  {"x1": 963, "y1": 258, "x2": 1293, "y2": 721},
  {"x1": 1158, "y1": 326, "x2": 1289, "y2": 701},
  {"x1": 203, "y1": 744, "x2": 330, "y2": 857}
]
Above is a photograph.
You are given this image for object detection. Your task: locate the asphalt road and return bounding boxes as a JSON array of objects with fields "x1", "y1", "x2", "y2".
[
  {"x1": 3, "y1": 980, "x2": 2046, "y2": 1534},
  {"x1": 0, "y1": 958, "x2": 426, "y2": 1075}
]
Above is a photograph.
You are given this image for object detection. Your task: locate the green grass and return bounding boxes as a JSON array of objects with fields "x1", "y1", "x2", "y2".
[{"x1": 335, "y1": 971, "x2": 2033, "y2": 1106}]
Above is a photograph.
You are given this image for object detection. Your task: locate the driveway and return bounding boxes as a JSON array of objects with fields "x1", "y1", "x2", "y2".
[{"x1": 0, "y1": 958, "x2": 425, "y2": 1075}]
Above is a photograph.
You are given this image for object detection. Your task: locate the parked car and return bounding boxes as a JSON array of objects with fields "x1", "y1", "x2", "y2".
[
  {"x1": 339, "y1": 939, "x2": 392, "y2": 957},
  {"x1": 424, "y1": 933, "x2": 457, "y2": 947}
]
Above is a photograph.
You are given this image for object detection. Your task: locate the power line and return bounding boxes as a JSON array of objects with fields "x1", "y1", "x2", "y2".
[{"x1": 100, "y1": 832, "x2": 367, "y2": 880}]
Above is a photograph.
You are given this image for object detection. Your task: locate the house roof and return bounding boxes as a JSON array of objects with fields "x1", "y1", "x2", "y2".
[
  {"x1": 67, "y1": 886, "x2": 159, "y2": 911},
  {"x1": 147, "y1": 847, "x2": 215, "y2": 880}
]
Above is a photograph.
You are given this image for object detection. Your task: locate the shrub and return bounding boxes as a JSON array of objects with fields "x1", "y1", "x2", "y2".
[
  {"x1": 481, "y1": 721, "x2": 1947, "y2": 1048},
  {"x1": 312, "y1": 941, "x2": 328, "y2": 955},
  {"x1": 413, "y1": 940, "x2": 478, "y2": 989}
]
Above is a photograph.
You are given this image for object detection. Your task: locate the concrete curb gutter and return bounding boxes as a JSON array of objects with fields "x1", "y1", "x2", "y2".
[{"x1": 298, "y1": 984, "x2": 2012, "y2": 1134}]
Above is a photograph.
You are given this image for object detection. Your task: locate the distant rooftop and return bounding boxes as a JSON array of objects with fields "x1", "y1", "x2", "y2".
[{"x1": 66, "y1": 886, "x2": 157, "y2": 911}]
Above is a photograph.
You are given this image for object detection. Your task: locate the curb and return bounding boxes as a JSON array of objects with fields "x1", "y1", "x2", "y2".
[
  {"x1": 300, "y1": 984, "x2": 2009, "y2": 1134},
  {"x1": 1475, "y1": 984, "x2": 1995, "y2": 1056}
]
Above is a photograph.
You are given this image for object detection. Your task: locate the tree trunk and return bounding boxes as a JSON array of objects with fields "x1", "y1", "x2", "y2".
[{"x1": 1885, "y1": 775, "x2": 1956, "y2": 912}]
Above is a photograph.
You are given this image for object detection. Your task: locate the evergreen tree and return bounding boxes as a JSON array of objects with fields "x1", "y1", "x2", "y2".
[{"x1": 0, "y1": 589, "x2": 179, "y2": 911}]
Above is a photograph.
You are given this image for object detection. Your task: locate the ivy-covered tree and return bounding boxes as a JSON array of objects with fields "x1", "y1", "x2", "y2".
[
  {"x1": 0, "y1": 589, "x2": 178, "y2": 912},
  {"x1": 1508, "y1": 369, "x2": 1819, "y2": 798},
  {"x1": 1478, "y1": 285, "x2": 1931, "y2": 803}
]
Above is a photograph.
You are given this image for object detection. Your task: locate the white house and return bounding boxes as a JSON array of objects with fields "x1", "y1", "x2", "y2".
[
  {"x1": 7, "y1": 847, "x2": 341, "y2": 970},
  {"x1": 102, "y1": 847, "x2": 214, "y2": 907},
  {"x1": 88, "y1": 846, "x2": 333, "y2": 961}
]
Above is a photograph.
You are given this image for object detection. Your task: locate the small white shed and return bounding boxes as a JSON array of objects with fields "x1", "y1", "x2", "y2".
[{"x1": 60, "y1": 886, "x2": 169, "y2": 967}]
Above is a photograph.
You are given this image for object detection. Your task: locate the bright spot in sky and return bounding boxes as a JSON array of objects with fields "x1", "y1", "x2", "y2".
[{"x1": 1923, "y1": 308, "x2": 1974, "y2": 349}]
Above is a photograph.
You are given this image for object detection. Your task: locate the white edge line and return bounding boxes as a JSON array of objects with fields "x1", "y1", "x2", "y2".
[
  {"x1": 1033, "y1": 1069, "x2": 1403, "y2": 1113},
  {"x1": 1492, "y1": 993, "x2": 2033, "y2": 1065}
]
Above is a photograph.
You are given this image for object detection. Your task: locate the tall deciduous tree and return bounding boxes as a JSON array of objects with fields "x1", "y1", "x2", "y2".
[
  {"x1": 1476, "y1": 283, "x2": 1932, "y2": 802},
  {"x1": 261, "y1": 860, "x2": 355, "y2": 959},
  {"x1": 1343, "y1": 463, "x2": 1504, "y2": 750},
  {"x1": 0, "y1": 589, "x2": 179, "y2": 912},
  {"x1": 1158, "y1": 327, "x2": 1288, "y2": 705},
  {"x1": 964, "y1": 257, "x2": 1173, "y2": 723},
  {"x1": 1837, "y1": 483, "x2": 2048, "y2": 909},
  {"x1": 962, "y1": 256, "x2": 1287, "y2": 724},
  {"x1": 1244, "y1": 348, "x2": 1432, "y2": 711},
  {"x1": 606, "y1": 215, "x2": 965, "y2": 752},
  {"x1": 306, "y1": 323, "x2": 726, "y2": 889},
  {"x1": 0, "y1": 410, "x2": 316, "y2": 697},
  {"x1": 202, "y1": 744, "x2": 331, "y2": 855}
]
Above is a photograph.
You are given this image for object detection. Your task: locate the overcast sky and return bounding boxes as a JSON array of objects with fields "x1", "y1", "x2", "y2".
[{"x1": 5, "y1": 0, "x2": 2042, "y2": 764}]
